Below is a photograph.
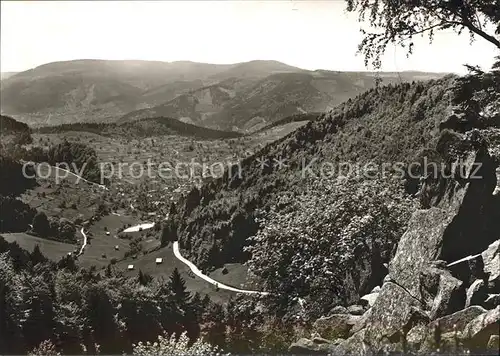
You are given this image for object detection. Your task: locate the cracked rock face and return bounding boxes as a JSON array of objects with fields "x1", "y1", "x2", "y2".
[
  {"x1": 334, "y1": 130, "x2": 499, "y2": 354},
  {"x1": 482, "y1": 240, "x2": 500, "y2": 292},
  {"x1": 293, "y1": 71, "x2": 500, "y2": 356},
  {"x1": 463, "y1": 306, "x2": 500, "y2": 351}
]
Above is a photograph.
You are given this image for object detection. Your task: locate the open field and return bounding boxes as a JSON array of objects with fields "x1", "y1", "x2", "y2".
[
  {"x1": 115, "y1": 243, "x2": 254, "y2": 304},
  {"x1": 77, "y1": 214, "x2": 154, "y2": 268},
  {"x1": 2, "y1": 233, "x2": 75, "y2": 261}
]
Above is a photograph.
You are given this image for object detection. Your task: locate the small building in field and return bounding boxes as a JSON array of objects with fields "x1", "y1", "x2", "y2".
[
  {"x1": 106, "y1": 232, "x2": 110, "y2": 236},
  {"x1": 127, "y1": 264, "x2": 134, "y2": 270},
  {"x1": 155, "y1": 258, "x2": 163, "y2": 264},
  {"x1": 115, "y1": 245, "x2": 119, "y2": 251}
]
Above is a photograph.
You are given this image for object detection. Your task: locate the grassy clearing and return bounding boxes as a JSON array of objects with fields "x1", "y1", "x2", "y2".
[
  {"x1": 115, "y1": 244, "x2": 253, "y2": 304},
  {"x1": 2, "y1": 233, "x2": 74, "y2": 261},
  {"x1": 78, "y1": 214, "x2": 144, "y2": 269}
]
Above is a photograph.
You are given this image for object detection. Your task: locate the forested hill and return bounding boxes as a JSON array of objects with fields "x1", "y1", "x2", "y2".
[
  {"x1": 167, "y1": 74, "x2": 477, "y2": 314},
  {"x1": 0, "y1": 115, "x2": 30, "y2": 134},
  {"x1": 36, "y1": 116, "x2": 243, "y2": 139}
]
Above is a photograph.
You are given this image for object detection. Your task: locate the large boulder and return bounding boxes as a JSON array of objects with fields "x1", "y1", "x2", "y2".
[
  {"x1": 313, "y1": 313, "x2": 362, "y2": 339},
  {"x1": 419, "y1": 266, "x2": 465, "y2": 319},
  {"x1": 462, "y1": 306, "x2": 500, "y2": 351},
  {"x1": 329, "y1": 305, "x2": 348, "y2": 314},
  {"x1": 360, "y1": 282, "x2": 428, "y2": 352},
  {"x1": 431, "y1": 305, "x2": 487, "y2": 332},
  {"x1": 351, "y1": 308, "x2": 372, "y2": 335},
  {"x1": 416, "y1": 306, "x2": 487, "y2": 352},
  {"x1": 331, "y1": 329, "x2": 371, "y2": 355},
  {"x1": 482, "y1": 240, "x2": 500, "y2": 292},
  {"x1": 347, "y1": 304, "x2": 365, "y2": 316},
  {"x1": 360, "y1": 292, "x2": 379, "y2": 308},
  {"x1": 288, "y1": 337, "x2": 336, "y2": 354},
  {"x1": 406, "y1": 323, "x2": 428, "y2": 351},
  {"x1": 465, "y1": 279, "x2": 487, "y2": 307},
  {"x1": 388, "y1": 208, "x2": 456, "y2": 296}
]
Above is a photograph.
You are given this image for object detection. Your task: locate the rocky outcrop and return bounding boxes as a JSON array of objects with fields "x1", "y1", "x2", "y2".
[
  {"x1": 290, "y1": 74, "x2": 500, "y2": 356},
  {"x1": 360, "y1": 292, "x2": 379, "y2": 308},
  {"x1": 432, "y1": 305, "x2": 487, "y2": 332},
  {"x1": 330, "y1": 130, "x2": 499, "y2": 354},
  {"x1": 410, "y1": 306, "x2": 486, "y2": 352},
  {"x1": 288, "y1": 337, "x2": 337, "y2": 354},
  {"x1": 351, "y1": 308, "x2": 372, "y2": 334},
  {"x1": 420, "y1": 265, "x2": 465, "y2": 319},
  {"x1": 313, "y1": 313, "x2": 361, "y2": 340},
  {"x1": 329, "y1": 305, "x2": 348, "y2": 314},
  {"x1": 465, "y1": 279, "x2": 487, "y2": 307},
  {"x1": 482, "y1": 240, "x2": 500, "y2": 292},
  {"x1": 462, "y1": 306, "x2": 500, "y2": 351},
  {"x1": 347, "y1": 305, "x2": 365, "y2": 316}
]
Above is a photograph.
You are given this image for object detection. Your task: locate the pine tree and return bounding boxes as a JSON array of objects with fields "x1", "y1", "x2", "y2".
[
  {"x1": 137, "y1": 270, "x2": 152, "y2": 286},
  {"x1": 105, "y1": 264, "x2": 113, "y2": 278},
  {"x1": 201, "y1": 294, "x2": 211, "y2": 311},
  {"x1": 189, "y1": 292, "x2": 203, "y2": 322},
  {"x1": 30, "y1": 245, "x2": 47, "y2": 265},
  {"x1": 167, "y1": 268, "x2": 190, "y2": 307}
]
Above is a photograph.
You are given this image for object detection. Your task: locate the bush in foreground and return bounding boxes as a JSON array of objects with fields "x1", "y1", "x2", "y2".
[{"x1": 133, "y1": 331, "x2": 224, "y2": 356}]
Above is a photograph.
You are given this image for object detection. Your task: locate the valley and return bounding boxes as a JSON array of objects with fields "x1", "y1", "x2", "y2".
[{"x1": 1, "y1": 2, "x2": 499, "y2": 351}]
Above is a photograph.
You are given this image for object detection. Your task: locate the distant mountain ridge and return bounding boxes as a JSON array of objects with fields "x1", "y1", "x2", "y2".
[
  {"x1": 121, "y1": 70, "x2": 447, "y2": 132},
  {"x1": 0, "y1": 59, "x2": 301, "y2": 127},
  {"x1": 0, "y1": 59, "x2": 447, "y2": 129}
]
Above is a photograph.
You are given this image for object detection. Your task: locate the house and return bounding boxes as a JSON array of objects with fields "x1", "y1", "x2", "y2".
[
  {"x1": 115, "y1": 245, "x2": 119, "y2": 250},
  {"x1": 155, "y1": 258, "x2": 163, "y2": 264},
  {"x1": 127, "y1": 264, "x2": 134, "y2": 270},
  {"x1": 106, "y1": 232, "x2": 110, "y2": 236}
]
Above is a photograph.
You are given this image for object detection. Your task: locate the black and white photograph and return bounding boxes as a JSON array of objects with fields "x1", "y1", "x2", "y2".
[{"x1": 0, "y1": 0, "x2": 499, "y2": 354}]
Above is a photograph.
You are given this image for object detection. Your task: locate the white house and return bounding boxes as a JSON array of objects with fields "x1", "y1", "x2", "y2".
[
  {"x1": 155, "y1": 258, "x2": 163, "y2": 264},
  {"x1": 127, "y1": 264, "x2": 134, "y2": 270}
]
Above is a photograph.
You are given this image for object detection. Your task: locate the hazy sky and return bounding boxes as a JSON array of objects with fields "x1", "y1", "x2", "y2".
[{"x1": 1, "y1": 1, "x2": 498, "y2": 73}]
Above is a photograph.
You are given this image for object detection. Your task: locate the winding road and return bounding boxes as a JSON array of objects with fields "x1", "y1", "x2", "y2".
[
  {"x1": 76, "y1": 219, "x2": 269, "y2": 296},
  {"x1": 78, "y1": 227, "x2": 87, "y2": 256},
  {"x1": 173, "y1": 241, "x2": 269, "y2": 296}
]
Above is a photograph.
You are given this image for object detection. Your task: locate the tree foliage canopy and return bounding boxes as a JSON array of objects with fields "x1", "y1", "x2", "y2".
[{"x1": 346, "y1": 0, "x2": 500, "y2": 68}]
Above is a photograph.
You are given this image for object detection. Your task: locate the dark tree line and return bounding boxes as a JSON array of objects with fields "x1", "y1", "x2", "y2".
[{"x1": 0, "y1": 236, "x2": 214, "y2": 355}]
